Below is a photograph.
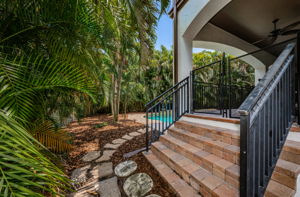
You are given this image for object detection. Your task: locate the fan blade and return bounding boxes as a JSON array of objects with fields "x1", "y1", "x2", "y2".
[
  {"x1": 252, "y1": 36, "x2": 277, "y2": 46},
  {"x1": 281, "y1": 29, "x2": 300, "y2": 36},
  {"x1": 281, "y1": 21, "x2": 300, "y2": 32}
]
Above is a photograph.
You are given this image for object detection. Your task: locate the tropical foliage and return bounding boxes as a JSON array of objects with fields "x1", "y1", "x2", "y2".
[{"x1": 0, "y1": 0, "x2": 170, "y2": 196}]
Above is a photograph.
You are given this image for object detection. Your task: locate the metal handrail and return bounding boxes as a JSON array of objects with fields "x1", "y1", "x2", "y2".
[
  {"x1": 145, "y1": 76, "x2": 190, "y2": 151},
  {"x1": 239, "y1": 43, "x2": 296, "y2": 115},
  {"x1": 238, "y1": 43, "x2": 296, "y2": 197},
  {"x1": 145, "y1": 76, "x2": 189, "y2": 107}
]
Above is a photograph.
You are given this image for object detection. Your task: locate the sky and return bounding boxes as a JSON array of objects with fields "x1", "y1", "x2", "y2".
[{"x1": 155, "y1": 14, "x2": 208, "y2": 53}]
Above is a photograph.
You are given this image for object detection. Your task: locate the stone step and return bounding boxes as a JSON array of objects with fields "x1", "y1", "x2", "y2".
[
  {"x1": 183, "y1": 114, "x2": 240, "y2": 124},
  {"x1": 175, "y1": 120, "x2": 240, "y2": 146},
  {"x1": 160, "y1": 133, "x2": 300, "y2": 192},
  {"x1": 168, "y1": 126, "x2": 240, "y2": 164},
  {"x1": 143, "y1": 150, "x2": 201, "y2": 197},
  {"x1": 264, "y1": 180, "x2": 295, "y2": 197},
  {"x1": 281, "y1": 140, "x2": 300, "y2": 165},
  {"x1": 151, "y1": 141, "x2": 239, "y2": 197},
  {"x1": 159, "y1": 134, "x2": 239, "y2": 187}
]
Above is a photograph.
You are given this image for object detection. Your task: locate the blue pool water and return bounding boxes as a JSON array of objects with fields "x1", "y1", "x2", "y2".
[{"x1": 147, "y1": 115, "x2": 173, "y2": 123}]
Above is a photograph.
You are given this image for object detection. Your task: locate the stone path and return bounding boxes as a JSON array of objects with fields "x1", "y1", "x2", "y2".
[{"x1": 69, "y1": 128, "x2": 160, "y2": 197}]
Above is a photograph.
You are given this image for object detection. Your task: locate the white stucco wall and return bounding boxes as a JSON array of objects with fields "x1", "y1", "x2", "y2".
[
  {"x1": 177, "y1": 0, "x2": 232, "y2": 81},
  {"x1": 176, "y1": 0, "x2": 277, "y2": 84}
]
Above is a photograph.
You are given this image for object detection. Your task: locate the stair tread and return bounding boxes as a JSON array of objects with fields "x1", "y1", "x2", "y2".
[
  {"x1": 160, "y1": 134, "x2": 239, "y2": 175},
  {"x1": 169, "y1": 126, "x2": 240, "y2": 155},
  {"x1": 151, "y1": 141, "x2": 239, "y2": 197},
  {"x1": 176, "y1": 120, "x2": 240, "y2": 139},
  {"x1": 143, "y1": 150, "x2": 201, "y2": 197},
  {"x1": 265, "y1": 180, "x2": 295, "y2": 197},
  {"x1": 184, "y1": 114, "x2": 240, "y2": 124},
  {"x1": 284, "y1": 140, "x2": 300, "y2": 154},
  {"x1": 275, "y1": 158, "x2": 300, "y2": 178}
]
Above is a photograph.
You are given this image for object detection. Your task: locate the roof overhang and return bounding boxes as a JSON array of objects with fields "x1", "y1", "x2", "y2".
[{"x1": 168, "y1": 0, "x2": 189, "y2": 18}]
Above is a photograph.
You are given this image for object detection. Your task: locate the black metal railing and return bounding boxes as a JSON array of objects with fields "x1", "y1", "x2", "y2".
[
  {"x1": 239, "y1": 43, "x2": 296, "y2": 197},
  {"x1": 191, "y1": 61, "x2": 223, "y2": 115},
  {"x1": 145, "y1": 77, "x2": 190, "y2": 151}
]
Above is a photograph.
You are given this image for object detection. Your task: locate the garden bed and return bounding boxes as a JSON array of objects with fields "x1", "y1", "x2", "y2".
[{"x1": 64, "y1": 113, "x2": 175, "y2": 196}]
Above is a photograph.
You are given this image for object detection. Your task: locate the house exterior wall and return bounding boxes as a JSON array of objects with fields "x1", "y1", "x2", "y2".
[
  {"x1": 176, "y1": 0, "x2": 231, "y2": 81},
  {"x1": 176, "y1": 0, "x2": 273, "y2": 84}
]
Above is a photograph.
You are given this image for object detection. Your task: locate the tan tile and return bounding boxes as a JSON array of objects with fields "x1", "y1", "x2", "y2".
[
  {"x1": 202, "y1": 175, "x2": 223, "y2": 191},
  {"x1": 271, "y1": 171, "x2": 296, "y2": 189},
  {"x1": 212, "y1": 184, "x2": 239, "y2": 197}
]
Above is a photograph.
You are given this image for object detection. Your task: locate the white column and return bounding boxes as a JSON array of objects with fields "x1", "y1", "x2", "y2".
[{"x1": 178, "y1": 37, "x2": 193, "y2": 81}]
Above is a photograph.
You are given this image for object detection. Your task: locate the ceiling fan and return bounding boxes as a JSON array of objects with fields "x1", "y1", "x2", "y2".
[{"x1": 252, "y1": 18, "x2": 300, "y2": 45}]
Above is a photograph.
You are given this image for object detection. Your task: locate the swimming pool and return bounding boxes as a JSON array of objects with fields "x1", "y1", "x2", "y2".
[{"x1": 147, "y1": 115, "x2": 173, "y2": 123}]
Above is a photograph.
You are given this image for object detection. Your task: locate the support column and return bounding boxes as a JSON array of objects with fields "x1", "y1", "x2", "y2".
[
  {"x1": 178, "y1": 37, "x2": 193, "y2": 81},
  {"x1": 296, "y1": 33, "x2": 300, "y2": 124}
]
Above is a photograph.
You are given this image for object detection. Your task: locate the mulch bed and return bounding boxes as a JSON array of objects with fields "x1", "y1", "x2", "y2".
[
  {"x1": 111, "y1": 134, "x2": 176, "y2": 197},
  {"x1": 64, "y1": 114, "x2": 144, "y2": 174},
  {"x1": 63, "y1": 114, "x2": 175, "y2": 196}
]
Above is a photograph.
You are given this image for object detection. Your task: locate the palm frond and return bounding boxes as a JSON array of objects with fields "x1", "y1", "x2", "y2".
[
  {"x1": 0, "y1": 54, "x2": 96, "y2": 125},
  {"x1": 0, "y1": 111, "x2": 71, "y2": 196},
  {"x1": 30, "y1": 120, "x2": 72, "y2": 153}
]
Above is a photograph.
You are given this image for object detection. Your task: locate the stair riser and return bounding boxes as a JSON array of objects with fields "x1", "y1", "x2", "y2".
[
  {"x1": 160, "y1": 136, "x2": 209, "y2": 169},
  {"x1": 151, "y1": 145, "x2": 236, "y2": 197},
  {"x1": 151, "y1": 139, "x2": 298, "y2": 197},
  {"x1": 169, "y1": 128, "x2": 240, "y2": 164},
  {"x1": 151, "y1": 145, "x2": 195, "y2": 185},
  {"x1": 271, "y1": 171, "x2": 296, "y2": 190},
  {"x1": 159, "y1": 136, "x2": 241, "y2": 190},
  {"x1": 175, "y1": 122, "x2": 240, "y2": 146},
  {"x1": 280, "y1": 150, "x2": 300, "y2": 165}
]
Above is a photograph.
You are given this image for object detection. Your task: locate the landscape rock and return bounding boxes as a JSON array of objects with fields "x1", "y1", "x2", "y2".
[
  {"x1": 95, "y1": 150, "x2": 115, "y2": 162},
  {"x1": 90, "y1": 162, "x2": 113, "y2": 179},
  {"x1": 104, "y1": 143, "x2": 121, "y2": 149},
  {"x1": 95, "y1": 176, "x2": 121, "y2": 197},
  {"x1": 112, "y1": 138, "x2": 126, "y2": 144},
  {"x1": 128, "y1": 132, "x2": 141, "y2": 137},
  {"x1": 122, "y1": 134, "x2": 134, "y2": 140},
  {"x1": 82, "y1": 151, "x2": 101, "y2": 162},
  {"x1": 138, "y1": 129, "x2": 146, "y2": 134},
  {"x1": 114, "y1": 160, "x2": 137, "y2": 177},
  {"x1": 123, "y1": 173, "x2": 153, "y2": 197},
  {"x1": 71, "y1": 165, "x2": 91, "y2": 184}
]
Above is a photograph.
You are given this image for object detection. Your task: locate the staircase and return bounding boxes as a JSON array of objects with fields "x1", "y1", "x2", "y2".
[{"x1": 144, "y1": 115, "x2": 300, "y2": 197}]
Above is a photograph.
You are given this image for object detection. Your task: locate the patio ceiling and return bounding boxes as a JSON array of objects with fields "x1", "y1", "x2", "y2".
[{"x1": 209, "y1": 0, "x2": 300, "y2": 47}]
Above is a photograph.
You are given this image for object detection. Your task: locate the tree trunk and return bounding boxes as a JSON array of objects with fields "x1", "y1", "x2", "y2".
[{"x1": 111, "y1": 53, "x2": 124, "y2": 123}]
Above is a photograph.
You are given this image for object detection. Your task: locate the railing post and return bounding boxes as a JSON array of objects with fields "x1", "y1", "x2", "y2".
[
  {"x1": 296, "y1": 33, "x2": 300, "y2": 124},
  {"x1": 239, "y1": 111, "x2": 251, "y2": 197},
  {"x1": 146, "y1": 110, "x2": 149, "y2": 152},
  {"x1": 190, "y1": 71, "x2": 193, "y2": 113}
]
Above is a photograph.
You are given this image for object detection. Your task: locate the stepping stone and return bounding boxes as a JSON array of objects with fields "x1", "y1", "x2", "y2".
[
  {"x1": 90, "y1": 162, "x2": 113, "y2": 179},
  {"x1": 122, "y1": 134, "x2": 133, "y2": 140},
  {"x1": 112, "y1": 138, "x2": 126, "y2": 144},
  {"x1": 104, "y1": 143, "x2": 121, "y2": 150},
  {"x1": 123, "y1": 173, "x2": 153, "y2": 197},
  {"x1": 95, "y1": 150, "x2": 115, "y2": 162},
  {"x1": 71, "y1": 165, "x2": 91, "y2": 184},
  {"x1": 146, "y1": 195, "x2": 161, "y2": 197},
  {"x1": 95, "y1": 176, "x2": 121, "y2": 197},
  {"x1": 82, "y1": 151, "x2": 101, "y2": 162},
  {"x1": 138, "y1": 129, "x2": 146, "y2": 134},
  {"x1": 114, "y1": 160, "x2": 137, "y2": 177},
  {"x1": 129, "y1": 132, "x2": 141, "y2": 137}
]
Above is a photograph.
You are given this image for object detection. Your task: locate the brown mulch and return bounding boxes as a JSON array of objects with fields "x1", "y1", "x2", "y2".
[
  {"x1": 64, "y1": 114, "x2": 144, "y2": 174},
  {"x1": 63, "y1": 114, "x2": 175, "y2": 196},
  {"x1": 111, "y1": 134, "x2": 176, "y2": 197}
]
